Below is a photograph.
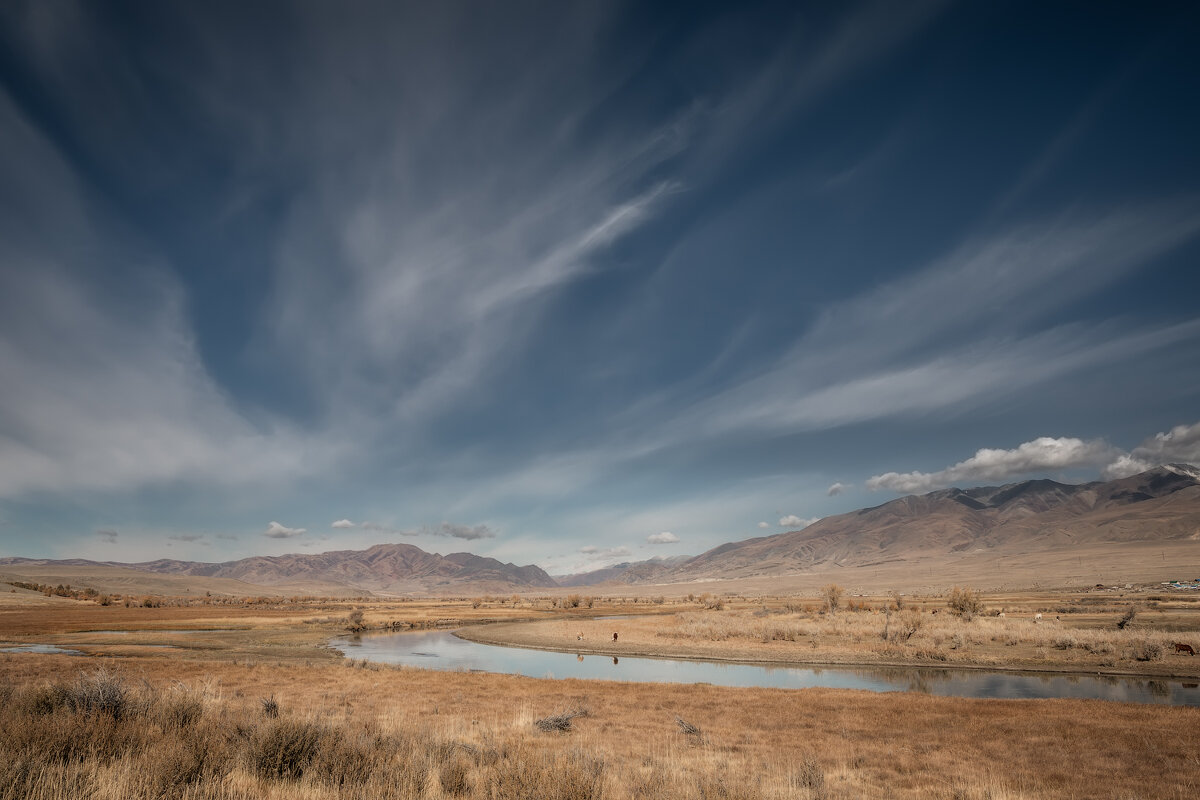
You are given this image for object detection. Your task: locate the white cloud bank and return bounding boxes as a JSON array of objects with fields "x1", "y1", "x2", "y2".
[
  {"x1": 779, "y1": 515, "x2": 820, "y2": 529},
  {"x1": 264, "y1": 521, "x2": 306, "y2": 539},
  {"x1": 826, "y1": 482, "x2": 848, "y2": 496},
  {"x1": 1103, "y1": 421, "x2": 1200, "y2": 479},
  {"x1": 647, "y1": 531, "x2": 679, "y2": 544},
  {"x1": 757, "y1": 521, "x2": 770, "y2": 529},
  {"x1": 868, "y1": 421, "x2": 1200, "y2": 493},
  {"x1": 331, "y1": 519, "x2": 355, "y2": 529}
]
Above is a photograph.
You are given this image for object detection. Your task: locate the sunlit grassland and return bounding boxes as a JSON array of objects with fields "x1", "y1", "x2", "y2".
[{"x1": 1, "y1": 656, "x2": 1197, "y2": 800}]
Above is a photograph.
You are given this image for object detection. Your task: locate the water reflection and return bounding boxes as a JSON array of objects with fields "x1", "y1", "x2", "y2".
[{"x1": 330, "y1": 630, "x2": 1200, "y2": 706}]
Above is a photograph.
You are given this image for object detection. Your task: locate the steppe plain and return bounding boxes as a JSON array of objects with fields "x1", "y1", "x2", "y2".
[{"x1": 2, "y1": 571, "x2": 1199, "y2": 800}]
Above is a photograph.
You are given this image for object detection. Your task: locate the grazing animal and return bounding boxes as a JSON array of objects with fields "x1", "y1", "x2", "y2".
[
  {"x1": 1174, "y1": 642, "x2": 1195, "y2": 656},
  {"x1": 612, "y1": 632, "x2": 618, "y2": 642}
]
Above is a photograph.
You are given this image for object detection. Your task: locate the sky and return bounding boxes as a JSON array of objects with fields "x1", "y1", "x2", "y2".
[{"x1": 1, "y1": 1, "x2": 1198, "y2": 575}]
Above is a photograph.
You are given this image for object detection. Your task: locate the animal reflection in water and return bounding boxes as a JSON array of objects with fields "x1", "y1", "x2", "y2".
[{"x1": 573, "y1": 653, "x2": 618, "y2": 665}]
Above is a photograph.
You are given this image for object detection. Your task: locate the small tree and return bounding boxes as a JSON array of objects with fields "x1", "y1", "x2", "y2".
[
  {"x1": 347, "y1": 608, "x2": 365, "y2": 631},
  {"x1": 947, "y1": 586, "x2": 984, "y2": 620},
  {"x1": 822, "y1": 584, "x2": 844, "y2": 613}
]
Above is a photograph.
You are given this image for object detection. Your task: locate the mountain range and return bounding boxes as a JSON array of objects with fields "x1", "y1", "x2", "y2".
[
  {"x1": 3, "y1": 465, "x2": 1197, "y2": 594},
  {"x1": 0, "y1": 543, "x2": 557, "y2": 595}
]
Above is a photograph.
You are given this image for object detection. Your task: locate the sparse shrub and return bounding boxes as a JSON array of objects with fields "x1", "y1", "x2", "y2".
[
  {"x1": 260, "y1": 695, "x2": 280, "y2": 718},
  {"x1": 885, "y1": 609, "x2": 923, "y2": 642},
  {"x1": 247, "y1": 719, "x2": 326, "y2": 779},
  {"x1": 1117, "y1": 606, "x2": 1138, "y2": 630},
  {"x1": 566, "y1": 594, "x2": 582, "y2": 609},
  {"x1": 347, "y1": 608, "x2": 365, "y2": 631},
  {"x1": 1133, "y1": 641, "x2": 1164, "y2": 662},
  {"x1": 490, "y1": 748, "x2": 606, "y2": 800},
  {"x1": 160, "y1": 687, "x2": 206, "y2": 729},
  {"x1": 1053, "y1": 636, "x2": 1077, "y2": 650},
  {"x1": 472, "y1": 597, "x2": 483, "y2": 609},
  {"x1": 822, "y1": 584, "x2": 844, "y2": 613},
  {"x1": 675, "y1": 715, "x2": 704, "y2": 745},
  {"x1": 63, "y1": 669, "x2": 131, "y2": 719},
  {"x1": 535, "y1": 708, "x2": 589, "y2": 732},
  {"x1": 947, "y1": 586, "x2": 984, "y2": 620}
]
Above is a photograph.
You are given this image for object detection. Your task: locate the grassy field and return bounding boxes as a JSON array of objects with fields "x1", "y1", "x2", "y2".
[
  {"x1": 1, "y1": 587, "x2": 1199, "y2": 798},
  {"x1": 461, "y1": 591, "x2": 1200, "y2": 679}
]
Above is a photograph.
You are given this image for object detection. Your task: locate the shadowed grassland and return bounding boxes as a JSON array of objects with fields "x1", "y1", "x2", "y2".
[{"x1": 1, "y1": 655, "x2": 1197, "y2": 799}]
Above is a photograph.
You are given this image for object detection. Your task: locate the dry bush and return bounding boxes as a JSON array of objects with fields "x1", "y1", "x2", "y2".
[
  {"x1": 1117, "y1": 606, "x2": 1138, "y2": 630},
  {"x1": 675, "y1": 715, "x2": 704, "y2": 745},
  {"x1": 490, "y1": 748, "x2": 606, "y2": 800},
  {"x1": 247, "y1": 718, "x2": 327, "y2": 779},
  {"x1": 535, "y1": 708, "x2": 589, "y2": 732},
  {"x1": 822, "y1": 584, "x2": 844, "y2": 613},
  {"x1": 947, "y1": 586, "x2": 985, "y2": 620},
  {"x1": 260, "y1": 695, "x2": 279, "y2": 718},
  {"x1": 1132, "y1": 641, "x2": 1164, "y2": 662}
]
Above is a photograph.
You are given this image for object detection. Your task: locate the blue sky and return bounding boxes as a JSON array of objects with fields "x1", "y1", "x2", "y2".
[{"x1": 1, "y1": 1, "x2": 1198, "y2": 574}]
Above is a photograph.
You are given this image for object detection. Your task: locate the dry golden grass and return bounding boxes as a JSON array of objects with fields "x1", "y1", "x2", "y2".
[
  {"x1": 2, "y1": 590, "x2": 1199, "y2": 798},
  {"x1": 461, "y1": 592, "x2": 1200, "y2": 678},
  {"x1": 0, "y1": 655, "x2": 1197, "y2": 799}
]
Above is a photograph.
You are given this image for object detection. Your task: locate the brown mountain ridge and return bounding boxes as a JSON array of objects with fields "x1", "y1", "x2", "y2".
[{"x1": 652, "y1": 464, "x2": 1200, "y2": 583}]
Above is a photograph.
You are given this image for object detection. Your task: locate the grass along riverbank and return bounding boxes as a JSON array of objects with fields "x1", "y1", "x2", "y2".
[
  {"x1": 458, "y1": 596, "x2": 1200, "y2": 679},
  {"x1": 1, "y1": 654, "x2": 1197, "y2": 799}
]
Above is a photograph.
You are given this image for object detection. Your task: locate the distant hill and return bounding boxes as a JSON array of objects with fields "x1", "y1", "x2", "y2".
[
  {"x1": 655, "y1": 464, "x2": 1200, "y2": 583},
  {"x1": 4, "y1": 465, "x2": 1196, "y2": 596},
  {"x1": 0, "y1": 542, "x2": 557, "y2": 595},
  {"x1": 553, "y1": 555, "x2": 693, "y2": 587}
]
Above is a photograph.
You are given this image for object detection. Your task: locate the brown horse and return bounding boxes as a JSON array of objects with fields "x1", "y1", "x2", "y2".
[{"x1": 1173, "y1": 642, "x2": 1195, "y2": 656}]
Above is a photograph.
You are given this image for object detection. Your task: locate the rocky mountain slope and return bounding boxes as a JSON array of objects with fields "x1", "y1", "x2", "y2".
[{"x1": 656, "y1": 464, "x2": 1200, "y2": 583}]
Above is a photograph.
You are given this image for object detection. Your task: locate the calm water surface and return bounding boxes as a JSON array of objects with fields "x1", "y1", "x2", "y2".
[{"x1": 330, "y1": 629, "x2": 1200, "y2": 706}]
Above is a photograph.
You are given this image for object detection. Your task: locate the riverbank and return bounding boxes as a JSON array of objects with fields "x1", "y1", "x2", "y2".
[
  {"x1": 2, "y1": 652, "x2": 1198, "y2": 799},
  {"x1": 456, "y1": 607, "x2": 1200, "y2": 680}
]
